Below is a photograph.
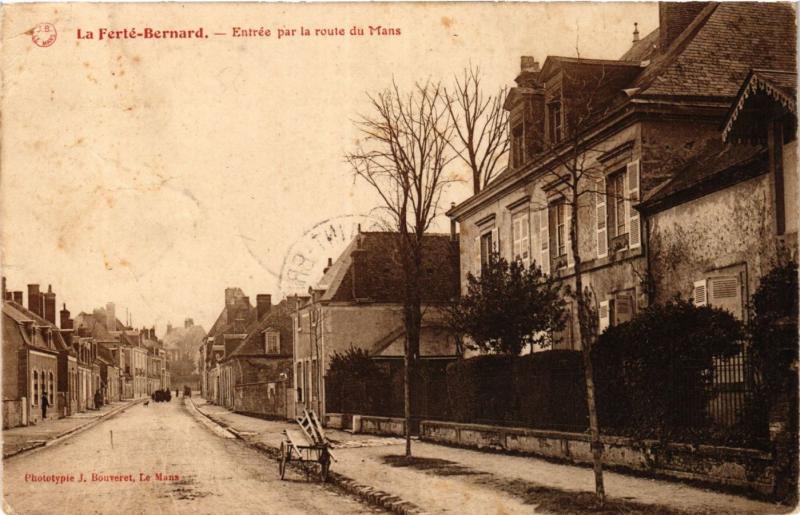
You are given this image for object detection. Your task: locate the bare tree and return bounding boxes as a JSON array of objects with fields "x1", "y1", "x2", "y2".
[
  {"x1": 530, "y1": 62, "x2": 632, "y2": 506},
  {"x1": 445, "y1": 66, "x2": 509, "y2": 194},
  {"x1": 346, "y1": 79, "x2": 455, "y2": 456}
]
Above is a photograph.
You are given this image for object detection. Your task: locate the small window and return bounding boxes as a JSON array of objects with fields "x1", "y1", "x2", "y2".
[
  {"x1": 265, "y1": 331, "x2": 280, "y2": 354},
  {"x1": 33, "y1": 371, "x2": 39, "y2": 405},
  {"x1": 548, "y1": 101, "x2": 562, "y2": 144}
]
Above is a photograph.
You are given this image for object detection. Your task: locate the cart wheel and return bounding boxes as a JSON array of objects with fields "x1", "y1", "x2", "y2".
[
  {"x1": 279, "y1": 442, "x2": 288, "y2": 480},
  {"x1": 319, "y1": 449, "x2": 331, "y2": 482}
]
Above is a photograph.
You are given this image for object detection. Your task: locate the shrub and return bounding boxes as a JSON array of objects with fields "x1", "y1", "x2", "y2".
[
  {"x1": 325, "y1": 346, "x2": 388, "y2": 415},
  {"x1": 748, "y1": 260, "x2": 798, "y2": 395},
  {"x1": 592, "y1": 297, "x2": 743, "y2": 441},
  {"x1": 447, "y1": 255, "x2": 565, "y2": 355}
]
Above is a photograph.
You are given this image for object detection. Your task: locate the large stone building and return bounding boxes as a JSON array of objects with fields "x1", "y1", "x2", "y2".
[{"x1": 447, "y1": 2, "x2": 796, "y2": 345}]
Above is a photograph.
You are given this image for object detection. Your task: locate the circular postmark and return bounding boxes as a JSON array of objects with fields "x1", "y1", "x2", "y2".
[
  {"x1": 32, "y1": 23, "x2": 57, "y2": 48},
  {"x1": 279, "y1": 214, "x2": 382, "y2": 296}
]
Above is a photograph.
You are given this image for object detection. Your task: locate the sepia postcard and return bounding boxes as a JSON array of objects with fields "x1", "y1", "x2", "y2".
[{"x1": 1, "y1": 1, "x2": 798, "y2": 514}]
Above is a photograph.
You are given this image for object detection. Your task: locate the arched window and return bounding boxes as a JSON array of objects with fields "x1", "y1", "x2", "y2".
[{"x1": 33, "y1": 371, "x2": 39, "y2": 405}]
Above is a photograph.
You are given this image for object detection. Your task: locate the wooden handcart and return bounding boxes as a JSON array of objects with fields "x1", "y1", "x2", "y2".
[{"x1": 279, "y1": 409, "x2": 336, "y2": 482}]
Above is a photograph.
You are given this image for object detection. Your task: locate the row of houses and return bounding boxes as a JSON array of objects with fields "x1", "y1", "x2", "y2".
[
  {"x1": 199, "y1": 2, "x2": 797, "y2": 427},
  {"x1": 2, "y1": 281, "x2": 170, "y2": 429}
]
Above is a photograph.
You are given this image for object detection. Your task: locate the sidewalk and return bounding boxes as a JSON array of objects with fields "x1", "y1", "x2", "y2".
[
  {"x1": 3, "y1": 399, "x2": 142, "y2": 459},
  {"x1": 192, "y1": 398, "x2": 785, "y2": 514}
]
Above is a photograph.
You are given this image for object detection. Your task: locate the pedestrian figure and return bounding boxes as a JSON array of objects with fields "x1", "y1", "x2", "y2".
[
  {"x1": 41, "y1": 391, "x2": 50, "y2": 420},
  {"x1": 94, "y1": 389, "x2": 102, "y2": 410}
]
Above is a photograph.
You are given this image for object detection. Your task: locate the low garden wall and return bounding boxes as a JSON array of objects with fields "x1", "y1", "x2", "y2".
[
  {"x1": 353, "y1": 415, "x2": 406, "y2": 437},
  {"x1": 420, "y1": 420, "x2": 775, "y2": 496}
]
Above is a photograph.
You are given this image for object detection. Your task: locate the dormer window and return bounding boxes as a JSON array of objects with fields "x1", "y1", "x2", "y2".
[
  {"x1": 548, "y1": 101, "x2": 562, "y2": 144},
  {"x1": 264, "y1": 331, "x2": 280, "y2": 354},
  {"x1": 511, "y1": 123, "x2": 524, "y2": 167}
]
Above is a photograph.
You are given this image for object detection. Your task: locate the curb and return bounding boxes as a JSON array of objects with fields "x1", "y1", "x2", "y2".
[
  {"x1": 190, "y1": 399, "x2": 425, "y2": 515},
  {"x1": 3, "y1": 398, "x2": 144, "y2": 460}
]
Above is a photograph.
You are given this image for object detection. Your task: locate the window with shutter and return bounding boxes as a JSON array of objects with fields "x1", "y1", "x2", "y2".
[
  {"x1": 565, "y1": 202, "x2": 574, "y2": 268},
  {"x1": 708, "y1": 275, "x2": 743, "y2": 320},
  {"x1": 490, "y1": 227, "x2": 500, "y2": 256},
  {"x1": 596, "y1": 179, "x2": 607, "y2": 259},
  {"x1": 531, "y1": 211, "x2": 541, "y2": 270},
  {"x1": 614, "y1": 295, "x2": 633, "y2": 324},
  {"x1": 473, "y1": 236, "x2": 481, "y2": 277},
  {"x1": 512, "y1": 212, "x2": 530, "y2": 267},
  {"x1": 627, "y1": 160, "x2": 641, "y2": 249},
  {"x1": 540, "y1": 208, "x2": 550, "y2": 275},
  {"x1": 693, "y1": 280, "x2": 708, "y2": 306},
  {"x1": 598, "y1": 300, "x2": 611, "y2": 334}
]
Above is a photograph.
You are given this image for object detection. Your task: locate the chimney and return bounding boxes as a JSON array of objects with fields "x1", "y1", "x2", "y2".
[
  {"x1": 323, "y1": 257, "x2": 333, "y2": 275},
  {"x1": 106, "y1": 302, "x2": 116, "y2": 331},
  {"x1": 256, "y1": 294, "x2": 272, "y2": 321},
  {"x1": 28, "y1": 284, "x2": 41, "y2": 316},
  {"x1": 44, "y1": 285, "x2": 56, "y2": 325},
  {"x1": 225, "y1": 287, "x2": 239, "y2": 324},
  {"x1": 1, "y1": 277, "x2": 5, "y2": 301},
  {"x1": 520, "y1": 56, "x2": 540, "y2": 73},
  {"x1": 13, "y1": 291, "x2": 23, "y2": 304},
  {"x1": 60, "y1": 303, "x2": 73, "y2": 330},
  {"x1": 659, "y1": 2, "x2": 708, "y2": 51},
  {"x1": 632, "y1": 22, "x2": 640, "y2": 43},
  {"x1": 184, "y1": 318, "x2": 194, "y2": 328}
]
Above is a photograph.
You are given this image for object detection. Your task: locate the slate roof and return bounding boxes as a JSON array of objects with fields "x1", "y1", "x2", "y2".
[
  {"x1": 620, "y1": 28, "x2": 660, "y2": 62},
  {"x1": 2, "y1": 301, "x2": 68, "y2": 353},
  {"x1": 632, "y1": 3, "x2": 796, "y2": 98},
  {"x1": 316, "y1": 232, "x2": 460, "y2": 304},
  {"x1": 225, "y1": 300, "x2": 293, "y2": 359},
  {"x1": 640, "y1": 138, "x2": 768, "y2": 213}
]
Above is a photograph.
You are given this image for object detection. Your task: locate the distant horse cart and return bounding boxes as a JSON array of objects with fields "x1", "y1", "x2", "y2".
[{"x1": 279, "y1": 409, "x2": 335, "y2": 482}]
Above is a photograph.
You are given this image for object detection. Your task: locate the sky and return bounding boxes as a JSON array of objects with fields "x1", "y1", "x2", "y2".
[{"x1": 1, "y1": 2, "x2": 658, "y2": 334}]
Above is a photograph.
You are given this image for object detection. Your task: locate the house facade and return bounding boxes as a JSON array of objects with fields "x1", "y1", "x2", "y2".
[
  {"x1": 447, "y1": 2, "x2": 796, "y2": 343},
  {"x1": 292, "y1": 231, "x2": 460, "y2": 421},
  {"x1": 200, "y1": 287, "x2": 255, "y2": 405},
  {"x1": 2, "y1": 284, "x2": 70, "y2": 427},
  {"x1": 218, "y1": 295, "x2": 295, "y2": 418}
]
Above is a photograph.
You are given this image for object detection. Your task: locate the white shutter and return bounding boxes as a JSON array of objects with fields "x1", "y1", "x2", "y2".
[
  {"x1": 627, "y1": 160, "x2": 641, "y2": 249},
  {"x1": 614, "y1": 295, "x2": 633, "y2": 324},
  {"x1": 598, "y1": 300, "x2": 611, "y2": 334},
  {"x1": 490, "y1": 227, "x2": 499, "y2": 257},
  {"x1": 474, "y1": 236, "x2": 481, "y2": 278},
  {"x1": 531, "y1": 211, "x2": 541, "y2": 271},
  {"x1": 566, "y1": 202, "x2": 574, "y2": 269},
  {"x1": 540, "y1": 208, "x2": 550, "y2": 275},
  {"x1": 709, "y1": 275, "x2": 743, "y2": 320},
  {"x1": 521, "y1": 213, "x2": 530, "y2": 267},
  {"x1": 693, "y1": 280, "x2": 708, "y2": 306},
  {"x1": 596, "y1": 179, "x2": 608, "y2": 259}
]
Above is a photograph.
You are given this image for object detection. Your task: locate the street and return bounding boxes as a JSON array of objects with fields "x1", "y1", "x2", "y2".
[{"x1": 3, "y1": 399, "x2": 381, "y2": 515}]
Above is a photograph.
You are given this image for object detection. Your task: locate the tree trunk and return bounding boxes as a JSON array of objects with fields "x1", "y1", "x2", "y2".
[{"x1": 570, "y1": 187, "x2": 605, "y2": 506}]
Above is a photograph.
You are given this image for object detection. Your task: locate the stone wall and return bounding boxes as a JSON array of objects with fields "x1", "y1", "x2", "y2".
[
  {"x1": 3, "y1": 398, "x2": 26, "y2": 429},
  {"x1": 233, "y1": 380, "x2": 289, "y2": 419},
  {"x1": 353, "y1": 415, "x2": 406, "y2": 437},
  {"x1": 420, "y1": 420, "x2": 775, "y2": 496}
]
